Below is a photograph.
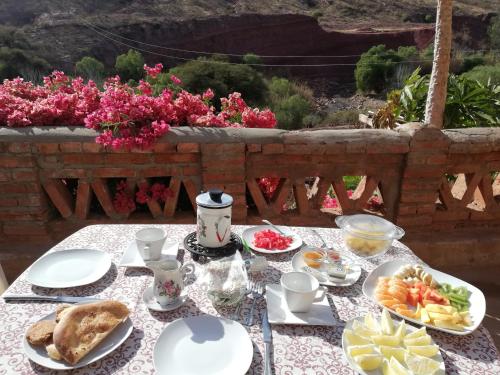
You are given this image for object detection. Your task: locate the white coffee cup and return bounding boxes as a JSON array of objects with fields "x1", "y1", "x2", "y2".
[
  {"x1": 280, "y1": 272, "x2": 326, "y2": 313},
  {"x1": 135, "y1": 228, "x2": 166, "y2": 261}
]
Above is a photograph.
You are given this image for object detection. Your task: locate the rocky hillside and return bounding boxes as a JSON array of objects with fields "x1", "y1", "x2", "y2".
[{"x1": 0, "y1": 0, "x2": 497, "y2": 79}]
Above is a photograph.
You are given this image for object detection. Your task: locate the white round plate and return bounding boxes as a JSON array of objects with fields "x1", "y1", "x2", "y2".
[
  {"x1": 291, "y1": 248, "x2": 362, "y2": 287},
  {"x1": 143, "y1": 286, "x2": 187, "y2": 312},
  {"x1": 154, "y1": 315, "x2": 253, "y2": 375},
  {"x1": 23, "y1": 304, "x2": 133, "y2": 370},
  {"x1": 342, "y1": 316, "x2": 445, "y2": 375},
  {"x1": 26, "y1": 249, "x2": 111, "y2": 288},
  {"x1": 242, "y1": 225, "x2": 302, "y2": 254}
]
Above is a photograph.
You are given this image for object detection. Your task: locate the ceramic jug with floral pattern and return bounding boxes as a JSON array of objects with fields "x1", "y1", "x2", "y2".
[{"x1": 146, "y1": 259, "x2": 195, "y2": 306}]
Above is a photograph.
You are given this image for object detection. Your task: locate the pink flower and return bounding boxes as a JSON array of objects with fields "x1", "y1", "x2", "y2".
[
  {"x1": 322, "y1": 195, "x2": 338, "y2": 209},
  {"x1": 202, "y1": 88, "x2": 214, "y2": 101},
  {"x1": 170, "y1": 75, "x2": 182, "y2": 85},
  {"x1": 144, "y1": 63, "x2": 163, "y2": 79}
]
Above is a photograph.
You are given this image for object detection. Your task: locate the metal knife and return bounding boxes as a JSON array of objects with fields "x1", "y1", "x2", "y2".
[
  {"x1": 261, "y1": 309, "x2": 273, "y2": 375},
  {"x1": 2, "y1": 294, "x2": 102, "y2": 303}
]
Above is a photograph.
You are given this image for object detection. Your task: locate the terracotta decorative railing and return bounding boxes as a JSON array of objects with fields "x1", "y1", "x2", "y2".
[{"x1": 0, "y1": 125, "x2": 499, "y2": 270}]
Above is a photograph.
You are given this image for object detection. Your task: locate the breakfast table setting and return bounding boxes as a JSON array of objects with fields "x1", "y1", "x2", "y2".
[{"x1": 0, "y1": 189, "x2": 499, "y2": 374}]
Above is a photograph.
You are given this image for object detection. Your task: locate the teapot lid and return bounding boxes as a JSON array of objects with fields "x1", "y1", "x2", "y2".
[{"x1": 196, "y1": 189, "x2": 233, "y2": 209}]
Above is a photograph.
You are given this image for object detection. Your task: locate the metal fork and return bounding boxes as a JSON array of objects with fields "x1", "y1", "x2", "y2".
[{"x1": 246, "y1": 281, "x2": 264, "y2": 326}]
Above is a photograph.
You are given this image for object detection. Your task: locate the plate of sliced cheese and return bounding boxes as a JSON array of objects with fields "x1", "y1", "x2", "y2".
[{"x1": 23, "y1": 300, "x2": 133, "y2": 370}]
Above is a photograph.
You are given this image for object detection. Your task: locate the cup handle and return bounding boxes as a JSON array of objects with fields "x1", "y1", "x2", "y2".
[
  {"x1": 143, "y1": 244, "x2": 151, "y2": 260},
  {"x1": 181, "y1": 262, "x2": 195, "y2": 279},
  {"x1": 314, "y1": 286, "x2": 327, "y2": 302}
]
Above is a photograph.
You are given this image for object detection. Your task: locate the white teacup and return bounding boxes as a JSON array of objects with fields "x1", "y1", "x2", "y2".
[
  {"x1": 281, "y1": 272, "x2": 326, "y2": 313},
  {"x1": 136, "y1": 228, "x2": 166, "y2": 261}
]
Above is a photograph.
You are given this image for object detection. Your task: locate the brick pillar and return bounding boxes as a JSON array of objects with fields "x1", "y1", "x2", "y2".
[
  {"x1": 396, "y1": 124, "x2": 450, "y2": 228},
  {"x1": 0, "y1": 141, "x2": 54, "y2": 281},
  {"x1": 200, "y1": 143, "x2": 247, "y2": 222}
]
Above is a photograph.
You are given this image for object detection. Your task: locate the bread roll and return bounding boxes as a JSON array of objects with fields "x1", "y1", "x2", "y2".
[
  {"x1": 53, "y1": 300, "x2": 129, "y2": 364},
  {"x1": 46, "y1": 344, "x2": 62, "y2": 361}
]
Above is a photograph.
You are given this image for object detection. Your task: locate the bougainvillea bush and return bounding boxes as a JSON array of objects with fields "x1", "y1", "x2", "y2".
[{"x1": 0, "y1": 63, "x2": 277, "y2": 150}]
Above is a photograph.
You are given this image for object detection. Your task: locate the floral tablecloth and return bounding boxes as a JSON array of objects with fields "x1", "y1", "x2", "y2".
[{"x1": 0, "y1": 224, "x2": 499, "y2": 374}]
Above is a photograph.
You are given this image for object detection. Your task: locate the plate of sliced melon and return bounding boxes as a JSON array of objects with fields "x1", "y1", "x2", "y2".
[
  {"x1": 342, "y1": 309, "x2": 445, "y2": 375},
  {"x1": 362, "y1": 259, "x2": 486, "y2": 335}
]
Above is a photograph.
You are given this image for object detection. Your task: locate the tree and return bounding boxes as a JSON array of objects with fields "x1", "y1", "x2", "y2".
[
  {"x1": 424, "y1": 0, "x2": 453, "y2": 129},
  {"x1": 115, "y1": 49, "x2": 144, "y2": 81},
  {"x1": 488, "y1": 16, "x2": 500, "y2": 50},
  {"x1": 161, "y1": 56, "x2": 267, "y2": 106},
  {"x1": 242, "y1": 53, "x2": 262, "y2": 65},
  {"x1": 354, "y1": 45, "x2": 406, "y2": 93},
  {"x1": 75, "y1": 56, "x2": 105, "y2": 80}
]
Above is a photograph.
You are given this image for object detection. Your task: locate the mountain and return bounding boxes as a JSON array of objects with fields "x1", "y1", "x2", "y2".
[{"x1": 0, "y1": 0, "x2": 497, "y2": 79}]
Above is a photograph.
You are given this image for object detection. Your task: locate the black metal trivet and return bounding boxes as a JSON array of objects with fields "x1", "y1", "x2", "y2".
[{"x1": 183, "y1": 232, "x2": 242, "y2": 262}]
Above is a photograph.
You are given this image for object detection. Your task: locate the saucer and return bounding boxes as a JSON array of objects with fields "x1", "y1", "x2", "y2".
[
  {"x1": 265, "y1": 284, "x2": 336, "y2": 326},
  {"x1": 143, "y1": 286, "x2": 187, "y2": 312},
  {"x1": 119, "y1": 240, "x2": 179, "y2": 268}
]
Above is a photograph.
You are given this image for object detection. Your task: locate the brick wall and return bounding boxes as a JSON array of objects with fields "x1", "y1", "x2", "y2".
[{"x1": 1, "y1": 125, "x2": 499, "y2": 279}]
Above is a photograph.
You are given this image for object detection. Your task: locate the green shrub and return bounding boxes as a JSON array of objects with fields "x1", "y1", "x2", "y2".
[
  {"x1": 75, "y1": 56, "x2": 105, "y2": 80},
  {"x1": 163, "y1": 56, "x2": 267, "y2": 106},
  {"x1": 489, "y1": 16, "x2": 500, "y2": 50},
  {"x1": 0, "y1": 46, "x2": 49, "y2": 80},
  {"x1": 394, "y1": 68, "x2": 499, "y2": 128},
  {"x1": 242, "y1": 53, "x2": 262, "y2": 65},
  {"x1": 302, "y1": 113, "x2": 323, "y2": 127},
  {"x1": 115, "y1": 49, "x2": 144, "y2": 81},
  {"x1": 355, "y1": 45, "x2": 406, "y2": 93},
  {"x1": 322, "y1": 110, "x2": 360, "y2": 126},
  {"x1": 267, "y1": 77, "x2": 314, "y2": 129},
  {"x1": 272, "y1": 94, "x2": 312, "y2": 130},
  {"x1": 462, "y1": 64, "x2": 500, "y2": 85},
  {"x1": 459, "y1": 55, "x2": 486, "y2": 74}
]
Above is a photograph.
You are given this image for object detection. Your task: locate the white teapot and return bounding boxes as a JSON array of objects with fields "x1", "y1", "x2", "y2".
[{"x1": 196, "y1": 189, "x2": 233, "y2": 248}]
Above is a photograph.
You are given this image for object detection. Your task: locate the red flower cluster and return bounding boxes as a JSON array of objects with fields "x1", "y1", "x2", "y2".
[
  {"x1": 113, "y1": 180, "x2": 136, "y2": 214},
  {"x1": 0, "y1": 65, "x2": 277, "y2": 150},
  {"x1": 112, "y1": 180, "x2": 175, "y2": 214},
  {"x1": 136, "y1": 182, "x2": 174, "y2": 204},
  {"x1": 257, "y1": 177, "x2": 281, "y2": 200},
  {"x1": 0, "y1": 72, "x2": 100, "y2": 127}
]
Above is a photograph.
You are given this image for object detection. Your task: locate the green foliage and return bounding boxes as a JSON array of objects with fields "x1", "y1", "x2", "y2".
[
  {"x1": 312, "y1": 10, "x2": 324, "y2": 19},
  {"x1": 272, "y1": 94, "x2": 312, "y2": 130},
  {"x1": 343, "y1": 176, "x2": 362, "y2": 190},
  {"x1": 462, "y1": 64, "x2": 500, "y2": 85},
  {"x1": 394, "y1": 68, "x2": 500, "y2": 128},
  {"x1": 302, "y1": 113, "x2": 323, "y2": 127},
  {"x1": 267, "y1": 77, "x2": 314, "y2": 130},
  {"x1": 459, "y1": 55, "x2": 485, "y2": 74},
  {"x1": 115, "y1": 49, "x2": 144, "y2": 81},
  {"x1": 322, "y1": 110, "x2": 360, "y2": 126},
  {"x1": 488, "y1": 16, "x2": 500, "y2": 50},
  {"x1": 163, "y1": 56, "x2": 267, "y2": 106},
  {"x1": 355, "y1": 45, "x2": 419, "y2": 93},
  {"x1": 0, "y1": 25, "x2": 30, "y2": 50},
  {"x1": 75, "y1": 56, "x2": 105, "y2": 80},
  {"x1": 242, "y1": 53, "x2": 262, "y2": 65},
  {"x1": 0, "y1": 46, "x2": 49, "y2": 80},
  {"x1": 0, "y1": 25, "x2": 50, "y2": 80}
]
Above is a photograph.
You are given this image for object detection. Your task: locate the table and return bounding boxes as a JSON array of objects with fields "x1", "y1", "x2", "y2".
[{"x1": 1, "y1": 224, "x2": 499, "y2": 374}]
